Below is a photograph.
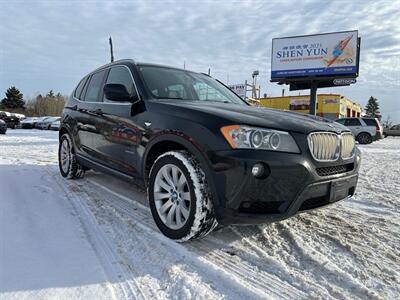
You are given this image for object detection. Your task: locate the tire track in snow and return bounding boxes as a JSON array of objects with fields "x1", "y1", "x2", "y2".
[
  {"x1": 79, "y1": 184, "x2": 222, "y2": 300},
  {"x1": 79, "y1": 178, "x2": 266, "y2": 299},
  {"x1": 47, "y1": 166, "x2": 153, "y2": 300},
  {"x1": 192, "y1": 241, "x2": 306, "y2": 300},
  {"x1": 80, "y1": 176, "x2": 306, "y2": 300},
  {"x1": 275, "y1": 221, "x2": 382, "y2": 300},
  {"x1": 293, "y1": 211, "x2": 400, "y2": 293},
  {"x1": 303, "y1": 209, "x2": 400, "y2": 267},
  {"x1": 225, "y1": 225, "x2": 336, "y2": 299},
  {"x1": 63, "y1": 171, "x2": 264, "y2": 299},
  {"x1": 224, "y1": 227, "x2": 315, "y2": 297}
]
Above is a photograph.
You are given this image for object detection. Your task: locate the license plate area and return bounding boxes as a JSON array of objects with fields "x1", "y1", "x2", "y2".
[{"x1": 329, "y1": 179, "x2": 349, "y2": 203}]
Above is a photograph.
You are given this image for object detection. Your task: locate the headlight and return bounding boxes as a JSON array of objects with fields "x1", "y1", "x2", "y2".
[{"x1": 221, "y1": 125, "x2": 300, "y2": 153}]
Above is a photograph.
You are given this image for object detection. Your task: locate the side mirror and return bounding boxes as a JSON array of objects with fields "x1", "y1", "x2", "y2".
[{"x1": 104, "y1": 84, "x2": 135, "y2": 102}]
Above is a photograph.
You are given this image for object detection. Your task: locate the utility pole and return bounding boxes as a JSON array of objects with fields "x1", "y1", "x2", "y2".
[
  {"x1": 109, "y1": 36, "x2": 114, "y2": 63},
  {"x1": 252, "y1": 70, "x2": 259, "y2": 99},
  {"x1": 309, "y1": 81, "x2": 318, "y2": 115}
]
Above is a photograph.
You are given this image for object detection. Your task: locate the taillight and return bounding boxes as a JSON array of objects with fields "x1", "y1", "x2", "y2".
[{"x1": 376, "y1": 124, "x2": 381, "y2": 132}]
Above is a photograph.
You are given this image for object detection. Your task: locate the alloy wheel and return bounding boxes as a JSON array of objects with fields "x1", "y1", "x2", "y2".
[
  {"x1": 60, "y1": 139, "x2": 70, "y2": 174},
  {"x1": 153, "y1": 164, "x2": 191, "y2": 230}
]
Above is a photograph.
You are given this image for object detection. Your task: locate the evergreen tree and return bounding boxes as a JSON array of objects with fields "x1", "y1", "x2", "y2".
[
  {"x1": 1, "y1": 86, "x2": 25, "y2": 109},
  {"x1": 364, "y1": 96, "x2": 381, "y2": 120}
]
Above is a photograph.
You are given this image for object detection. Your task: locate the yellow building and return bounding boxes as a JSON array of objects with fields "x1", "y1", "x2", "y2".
[{"x1": 258, "y1": 94, "x2": 362, "y2": 120}]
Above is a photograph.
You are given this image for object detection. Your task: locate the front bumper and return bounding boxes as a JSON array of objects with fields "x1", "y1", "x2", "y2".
[{"x1": 207, "y1": 145, "x2": 360, "y2": 225}]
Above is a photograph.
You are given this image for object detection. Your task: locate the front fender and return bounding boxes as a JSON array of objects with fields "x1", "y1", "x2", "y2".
[{"x1": 142, "y1": 131, "x2": 223, "y2": 211}]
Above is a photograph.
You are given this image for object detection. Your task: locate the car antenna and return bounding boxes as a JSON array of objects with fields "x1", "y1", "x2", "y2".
[{"x1": 109, "y1": 36, "x2": 114, "y2": 63}]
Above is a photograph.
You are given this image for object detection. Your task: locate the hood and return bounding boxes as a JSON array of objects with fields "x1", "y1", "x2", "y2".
[{"x1": 153, "y1": 100, "x2": 349, "y2": 134}]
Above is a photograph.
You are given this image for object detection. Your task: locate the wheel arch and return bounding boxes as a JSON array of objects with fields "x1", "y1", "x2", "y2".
[
  {"x1": 143, "y1": 133, "x2": 207, "y2": 181},
  {"x1": 356, "y1": 131, "x2": 372, "y2": 139},
  {"x1": 59, "y1": 125, "x2": 79, "y2": 151},
  {"x1": 59, "y1": 126, "x2": 70, "y2": 140},
  {"x1": 143, "y1": 133, "x2": 221, "y2": 208}
]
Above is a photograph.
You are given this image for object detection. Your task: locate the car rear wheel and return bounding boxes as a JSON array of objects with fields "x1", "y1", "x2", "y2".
[
  {"x1": 148, "y1": 151, "x2": 217, "y2": 241},
  {"x1": 58, "y1": 133, "x2": 85, "y2": 179},
  {"x1": 357, "y1": 132, "x2": 372, "y2": 144}
]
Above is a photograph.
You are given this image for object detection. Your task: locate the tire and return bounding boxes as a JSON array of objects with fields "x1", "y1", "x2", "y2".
[
  {"x1": 58, "y1": 133, "x2": 85, "y2": 179},
  {"x1": 148, "y1": 150, "x2": 218, "y2": 242},
  {"x1": 357, "y1": 132, "x2": 372, "y2": 144}
]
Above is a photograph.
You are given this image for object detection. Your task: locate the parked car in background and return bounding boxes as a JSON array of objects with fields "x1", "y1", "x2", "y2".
[
  {"x1": 20, "y1": 117, "x2": 40, "y2": 129},
  {"x1": 59, "y1": 59, "x2": 361, "y2": 241},
  {"x1": 335, "y1": 117, "x2": 383, "y2": 144},
  {"x1": 0, "y1": 119, "x2": 7, "y2": 134},
  {"x1": 0, "y1": 111, "x2": 20, "y2": 129},
  {"x1": 50, "y1": 119, "x2": 60, "y2": 131},
  {"x1": 36, "y1": 117, "x2": 61, "y2": 130},
  {"x1": 34, "y1": 117, "x2": 51, "y2": 129},
  {"x1": 14, "y1": 113, "x2": 26, "y2": 120},
  {"x1": 384, "y1": 124, "x2": 400, "y2": 137}
]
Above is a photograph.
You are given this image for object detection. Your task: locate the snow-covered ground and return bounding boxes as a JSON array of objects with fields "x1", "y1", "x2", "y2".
[{"x1": 0, "y1": 129, "x2": 399, "y2": 300}]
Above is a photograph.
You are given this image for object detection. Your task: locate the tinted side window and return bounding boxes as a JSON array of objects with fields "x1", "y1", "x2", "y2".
[
  {"x1": 84, "y1": 70, "x2": 106, "y2": 102},
  {"x1": 362, "y1": 118, "x2": 377, "y2": 126},
  {"x1": 74, "y1": 77, "x2": 88, "y2": 99},
  {"x1": 345, "y1": 119, "x2": 361, "y2": 126},
  {"x1": 104, "y1": 66, "x2": 136, "y2": 101}
]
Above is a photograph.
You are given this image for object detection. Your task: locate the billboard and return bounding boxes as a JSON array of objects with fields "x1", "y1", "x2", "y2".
[
  {"x1": 271, "y1": 30, "x2": 359, "y2": 80},
  {"x1": 229, "y1": 83, "x2": 246, "y2": 98}
]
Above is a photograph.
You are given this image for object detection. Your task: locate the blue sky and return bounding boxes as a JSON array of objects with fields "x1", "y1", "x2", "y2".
[{"x1": 1, "y1": 0, "x2": 399, "y2": 122}]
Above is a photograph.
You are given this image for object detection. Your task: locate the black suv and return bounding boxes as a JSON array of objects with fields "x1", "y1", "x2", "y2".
[{"x1": 59, "y1": 59, "x2": 361, "y2": 241}]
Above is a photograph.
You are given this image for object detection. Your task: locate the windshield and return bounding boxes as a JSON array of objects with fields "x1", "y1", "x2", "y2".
[{"x1": 139, "y1": 65, "x2": 247, "y2": 105}]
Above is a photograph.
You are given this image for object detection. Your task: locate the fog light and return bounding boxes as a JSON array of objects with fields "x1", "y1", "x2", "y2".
[{"x1": 252, "y1": 163, "x2": 264, "y2": 177}]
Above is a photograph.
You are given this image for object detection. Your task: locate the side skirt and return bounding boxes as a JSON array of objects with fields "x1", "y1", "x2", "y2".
[{"x1": 76, "y1": 154, "x2": 145, "y2": 188}]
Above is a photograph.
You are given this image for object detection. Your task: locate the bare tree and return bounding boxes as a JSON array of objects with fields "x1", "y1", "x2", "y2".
[
  {"x1": 25, "y1": 92, "x2": 67, "y2": 116},
  {"x1": 382, "y1": 115, "x2": 393, "y2": 129}
]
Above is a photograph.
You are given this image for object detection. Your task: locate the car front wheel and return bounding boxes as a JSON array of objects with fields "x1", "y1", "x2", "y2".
[
  {"x1": 58, "y1": 133, "x2": 85, "y2": 179},
  {"x1": 148, "y1": 151, "x2": 217, "y2": 241}
]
